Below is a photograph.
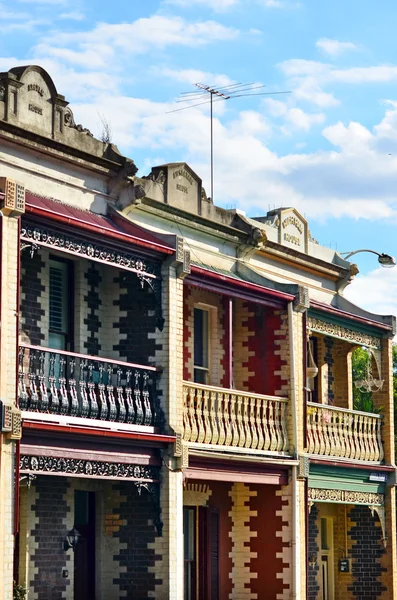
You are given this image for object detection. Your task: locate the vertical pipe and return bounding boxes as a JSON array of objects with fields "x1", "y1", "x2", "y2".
[
  {"x1": 14, "y1": 216, "x2": 21, "y2": 581},
  {"x1": 224, "y1": 297, "x2": 233, "y2": 388},
  {"x1": 288, "y1": 301, "x2": 299, "y2": 599}
]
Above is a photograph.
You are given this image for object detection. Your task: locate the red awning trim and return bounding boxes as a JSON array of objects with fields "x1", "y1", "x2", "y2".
[
  {"x1": 25, "y1": 192, "x2": 174, "y2": 255},
  {"x1": 187, "y1": 265, "x2": 295, "y2": 308},
  {"x1": 184, "y1": 466, "x2": 287, "y2": 485},
  {"x1": 185, "y1": 454, "x2": 291, "y2": 485},
  {"x1": 22, "y1": 420, "x2": 176, "y2": 445},
  {"x1": 310, "y1": 300, "x2": 392, "y2": 332}
]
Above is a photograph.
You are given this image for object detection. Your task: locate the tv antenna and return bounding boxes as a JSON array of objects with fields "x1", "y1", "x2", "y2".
[{"x1": 166, "y1": 82, "x2": 290, "y2": 203}]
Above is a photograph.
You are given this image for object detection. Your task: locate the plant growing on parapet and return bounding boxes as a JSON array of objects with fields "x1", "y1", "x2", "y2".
[
  {"x1": 13, "y1": 582, "x2": 27, "y2": 600},
  {"x1": 98, "y1": 112, "x2": 112, "y2": 143}
]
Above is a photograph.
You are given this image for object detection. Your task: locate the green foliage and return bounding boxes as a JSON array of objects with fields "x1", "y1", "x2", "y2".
[
  {"x1": 351, "y1": 347, "x2": 379, "y2": 413},
  {"x1": 13, "y1": 582, "x2": 27, "y2": 600}
]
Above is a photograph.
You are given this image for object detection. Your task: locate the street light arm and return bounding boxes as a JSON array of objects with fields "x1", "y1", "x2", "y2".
[
  {"x1": 340, "y1": 249, "x2": 396, "y2": 267},
  {"x1": 341, "y1": 249, "x2": 382, "y2": 260}
]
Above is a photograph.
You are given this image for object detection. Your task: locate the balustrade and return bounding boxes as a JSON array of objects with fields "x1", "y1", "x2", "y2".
[
  {"x1": 306, "y1": 402, "x2": 384, "y2": 462},
  {"x1": 18, "y1": 344, "x2": 162, "y2": 428},
  {"x1": 183, "y1": 382, "x2": 289, "y2": 454}
]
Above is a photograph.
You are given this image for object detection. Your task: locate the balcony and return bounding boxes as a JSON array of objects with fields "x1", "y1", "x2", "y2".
[
  {"x1": 183, "y1": 382, "x2": 289, "y2": 455},
  {"x1": 18, "y1": 344, "x2": 163, "y2": 430},
  {"x1": 306, "y1": 402, "x2": 384, "y2": 463}
]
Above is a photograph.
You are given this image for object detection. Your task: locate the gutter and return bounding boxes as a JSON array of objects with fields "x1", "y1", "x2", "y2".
[
  {"x1": 24, "y1": 203, "x2": 174, "y2": 256},
  {"x1": 189, "y1": 265, "x2": 295, "y2": 302},
  {"x1": 309, "y1": 300, "x2": 393, "y2": 332}
]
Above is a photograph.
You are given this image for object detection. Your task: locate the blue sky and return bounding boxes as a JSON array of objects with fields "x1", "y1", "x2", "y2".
[{"x1": 2, "y1": 0, "x2": 397, "y2": 316}]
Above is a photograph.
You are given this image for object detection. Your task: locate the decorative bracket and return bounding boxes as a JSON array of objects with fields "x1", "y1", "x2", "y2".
[
  {"x1": 369, "y1": 504, "x2": 387, "y2": 548},
  {"x1": 134, "y1": 481, "x2": 163, "y2": 537}
]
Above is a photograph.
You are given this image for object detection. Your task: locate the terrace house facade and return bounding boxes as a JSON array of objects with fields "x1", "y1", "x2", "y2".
[{"x1": 0, "y1": 65, "x2": 396, "y2": 600}]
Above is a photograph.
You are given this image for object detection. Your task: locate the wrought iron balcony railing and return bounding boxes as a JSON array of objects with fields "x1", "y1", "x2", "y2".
[
  {"x1": 183, "y1": 382, "x2": 289, "y2": 455},
  {"x1": 306, "y1": 402, "x2": 384, "y2": 463},
  {"x1": 18, "y1": 344, "x2": 163, "y2": 429}
]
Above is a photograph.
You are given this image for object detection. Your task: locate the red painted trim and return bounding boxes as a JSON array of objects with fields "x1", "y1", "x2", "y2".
[
  {"x1": 22, "y1": 420, "x2": 176, "y2": 444},
  {"x1": 309, "y1": 458, "x2": 395, "y2": 471},
  {"x1": 310, "y1": 300, "x2": 393, "y2": 332},
  {"x1": 190, "y1": 266, "x2": 295, "y2": 302},
  {"x1": 25, "y1": 203, "x2": 174, "y2": 255},
  {"x1": 185, "y1": 466, "x2": 287, "y2": 485},
  {"x1": 187, "y1": 271, "x2": 294, "y2": 311}
]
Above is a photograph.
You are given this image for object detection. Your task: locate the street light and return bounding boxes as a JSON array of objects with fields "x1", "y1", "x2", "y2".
[{"x1": 341, "y1": 249, "x2": 396, "y2": 268}]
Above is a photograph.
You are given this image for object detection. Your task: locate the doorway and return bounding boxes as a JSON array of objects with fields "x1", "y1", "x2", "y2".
[
  {"x1": 320, "y1": 517, "x2": 334, "y2": 600},
  {"x1": 74, "y1": 490, "x2": 96, "y2": 600}
]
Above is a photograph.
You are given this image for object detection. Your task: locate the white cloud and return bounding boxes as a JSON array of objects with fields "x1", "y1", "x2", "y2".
[
  {"x1": 278, "y1": 58, "x2": 397, "y2": 109},
  {"x1": 332, "y1": 65, "x2": 397, "y2": 84},
  {"x1": 61, "y1": 86, "x2": 397, "y2": 224},
  {"x1": 264, "y1": 99, "x2": 325, "y2": 132},
  {"x1": 164, "y1": 0, "x2": 238, "y2": 10},
  {"x1": 316, "y1": 38, "x2": 359, "y2": 57},
  {"x1": 17, "y1": 0, "x2": 66, "y2": 4},
  {"x1": 293, "y1": 77, "x2": 339, "y2": 107},
  {"x1": 35, "y1": 15, "x2": 239, "y2": 68},
  {"x1": 345, "y1": 268, "x2": 397, "y2": 324},
  {"x1": 259, "y1": 0, "x2": 301, "y2": 7},
  {"x1": 283, "y1": 107, "x2": 325, "y2": 131},
  {"x1": 155, "y1": 67, "x2": 235, "y2": 87},
  {"x1": 59, "y1": 11, "x2": 84, "y2": 21},
  {"x1": 0, "y1": 6, "x2": 29, "y2": 20}
]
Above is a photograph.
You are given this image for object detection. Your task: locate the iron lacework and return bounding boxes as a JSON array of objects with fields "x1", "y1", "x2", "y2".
[
  {"x1": 20, "y1": 222, "x2": 164, "y2": 330},
  {"x1": 20, "y1": 455, "x2": 163, "y2": 535}
]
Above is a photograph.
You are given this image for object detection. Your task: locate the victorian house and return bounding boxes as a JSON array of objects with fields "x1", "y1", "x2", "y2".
[
  {"x1": 0, "y1": 64, "x2": 396, "y2": 600},
  {"x1": 122, "y1": 165, "x2": 397, "y2": 600},
  {"x1": 0, "y1": 65, "x2": 182, "y2": 600}
]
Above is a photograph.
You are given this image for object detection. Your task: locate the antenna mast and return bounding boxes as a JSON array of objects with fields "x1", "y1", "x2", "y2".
[
  {"x1": 167, "y1": 82, "x2": 290, "y2": 203},
  {"x1": 194, "y1": 84, "x2": 230, "y2": 202}
]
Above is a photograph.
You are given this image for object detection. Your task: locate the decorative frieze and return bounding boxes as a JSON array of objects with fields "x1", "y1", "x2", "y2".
[
  {"x1": 21, "y1": 222, "x2": 160, "y2": 279},
  {"x1": 21, "y1": 222, "x2": 164, "y2": 328},
  {"x1": 20, "y1": 455, "x2": 159, "y2": 480},
  {"x1": 21, "y1": 455, "x2": 163, "y2": 535},
  {"x1": 308, "y1": 487, "x2": 383, "y2": 506},
  {"x1": 307, "y1": 316, "x2": 381, "y2": 349}
]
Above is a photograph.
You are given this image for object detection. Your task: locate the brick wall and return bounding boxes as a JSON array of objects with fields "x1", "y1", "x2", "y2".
[
  {"x1": 113, "y1": 482, "x2": 159, "y2": 599},
  {"x1": 348, "y1": 505, "x2": 387, "y2": 599},
  {"x1": 251, "y1": 483, "x2": 287, "y2": 599},
  {"x1": 83, "y1": 263, "x2": 102, "y2": 355},
  {"x1": 113, "y1": 272, "x2": 158, "y2": 365},
  {"x1": 308, "y1": 505, "x2": 320, "y2": 600},
  {"x1": 20, "y1": 250, "x2": 46, "y2": 345},
  {"x1": 30, "y1": 476, "x2": 70, "y2": 600}
]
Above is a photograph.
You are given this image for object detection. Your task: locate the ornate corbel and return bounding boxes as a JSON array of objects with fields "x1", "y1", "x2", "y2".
[
  {"x1": 369, "y1": 504, "x2": 387, "y2": 548},
  {"x1": 134, "y1": 481, "x2": 163, "y2": 536}
]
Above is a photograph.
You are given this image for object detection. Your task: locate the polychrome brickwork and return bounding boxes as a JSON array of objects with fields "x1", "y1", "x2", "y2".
[
  {"x1": 228, "y1": 482, "x2": 258, "y2": 600},
  {"x1": 183, "y1": 285, "x2": 225, "y2": 387},
  {"x1": 30, "y1": 476, "x2": 70, "y2": 600},
  {"x1": 348, "y1": 505, "x2": 386, "y2": 599}
]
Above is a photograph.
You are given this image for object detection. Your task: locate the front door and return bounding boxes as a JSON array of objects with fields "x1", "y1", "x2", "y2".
[
  {"x1": 74, "y1": 490, "x2": 95, "y2": 600},
  {"x1": 183, "y1": 505, "x2": 219, "y2": 600},
  {"x1": 320, "y1": 517, "x2": 334, "y2": 600}
]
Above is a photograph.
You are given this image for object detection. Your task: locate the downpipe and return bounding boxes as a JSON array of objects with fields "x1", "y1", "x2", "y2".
[{"x1": 288, "y1": 301, "x2": 299, "y2": 600}]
